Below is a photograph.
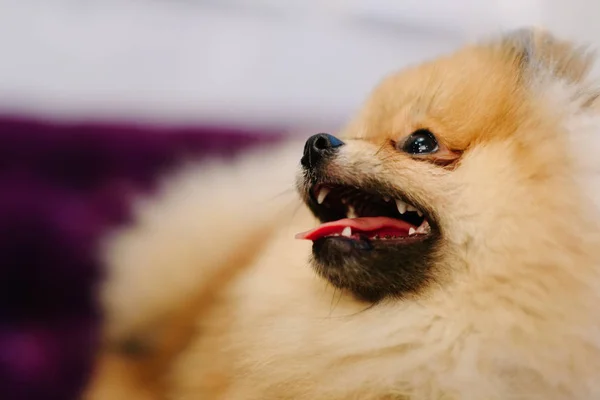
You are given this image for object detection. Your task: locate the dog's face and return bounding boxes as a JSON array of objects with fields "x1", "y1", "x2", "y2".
[{"x1": 296, "y1": 29, "x2": 599, "y2": 303}]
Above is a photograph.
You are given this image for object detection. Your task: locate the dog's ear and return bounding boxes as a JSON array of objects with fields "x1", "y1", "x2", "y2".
[{"x1": 499, "y1": 27, "x2": 595, "y2": 85}]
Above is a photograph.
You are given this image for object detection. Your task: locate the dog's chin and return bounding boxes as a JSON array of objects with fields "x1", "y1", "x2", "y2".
[
  {"x1": 298, "y1": 181, "x2": 443, "y2": 303},
  {"x1": 312, "y1": 230, "x2": 441, "y2": 303}
]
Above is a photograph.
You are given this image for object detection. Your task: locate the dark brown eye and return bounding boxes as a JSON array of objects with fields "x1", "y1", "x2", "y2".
[{"x1": 400, "y1": 129, "x2": 439, "y2": 155}]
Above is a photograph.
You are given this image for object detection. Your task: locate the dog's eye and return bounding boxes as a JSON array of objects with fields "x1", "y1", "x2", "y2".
[{"x1": 400, "y1": 129, "x2": 439, "y2": 154}]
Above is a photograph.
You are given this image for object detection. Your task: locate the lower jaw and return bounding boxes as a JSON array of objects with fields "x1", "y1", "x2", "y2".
[
  {"x1": 311, "y1": 229, "x2": 441, "y2": 301},
  {"x1": 321, "y1": 234, "x2": 429, "y2": 245}
]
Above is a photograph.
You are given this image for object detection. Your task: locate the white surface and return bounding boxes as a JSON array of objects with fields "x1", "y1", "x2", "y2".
[{"x1": 0, "y1": 1, "x2": 594, "y2": 130}]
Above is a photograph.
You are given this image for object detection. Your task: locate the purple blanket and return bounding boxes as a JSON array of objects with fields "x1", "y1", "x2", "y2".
[{"x1": 0, "y1": 116, "x2": 283, "y2": 399}]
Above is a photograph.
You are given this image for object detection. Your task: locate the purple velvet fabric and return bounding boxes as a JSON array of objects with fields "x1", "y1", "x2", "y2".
[{"x1": 0, "y1": 116, "x2": 284, "y2": 399}]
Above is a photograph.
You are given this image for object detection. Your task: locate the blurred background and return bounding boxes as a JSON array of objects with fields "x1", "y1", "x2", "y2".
[
  {"x1": 0, "y1": 0, "x2": 599, "y2": 133},
  {"x1": 1, "y1": 1, "x2": 600, "y2": 399}
]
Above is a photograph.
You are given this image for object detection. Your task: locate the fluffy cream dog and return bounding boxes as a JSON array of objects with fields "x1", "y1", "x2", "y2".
[{"x1": 86, "y1": 28, "x2": 600, "y2": 399}]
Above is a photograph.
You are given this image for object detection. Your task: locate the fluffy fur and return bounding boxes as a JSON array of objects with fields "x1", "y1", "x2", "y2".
[{"x1": 86, "y1": 28, "x2": 600, "y2": 399}]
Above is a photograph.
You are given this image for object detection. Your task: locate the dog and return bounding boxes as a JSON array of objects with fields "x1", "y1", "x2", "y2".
[{"x1": 86, "y1": 28, "x2": 600, "y2": 399}]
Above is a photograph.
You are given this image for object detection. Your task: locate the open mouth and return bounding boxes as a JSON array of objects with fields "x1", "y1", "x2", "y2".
[{"x1": 297, "y1": 184, "x2": 432, "y2": 242}]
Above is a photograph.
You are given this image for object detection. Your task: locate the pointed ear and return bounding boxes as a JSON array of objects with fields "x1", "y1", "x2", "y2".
[{"x1": 499, "y1": 27, "x2": 595, "y2": 85}]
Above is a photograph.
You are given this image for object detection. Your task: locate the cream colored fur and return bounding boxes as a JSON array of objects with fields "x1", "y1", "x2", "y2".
[{"x1": 87, "y1": 29, "x2": 600, "y2": 399}]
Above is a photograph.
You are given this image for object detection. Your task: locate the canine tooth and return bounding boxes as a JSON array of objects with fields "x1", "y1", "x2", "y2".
[
  {"x1": 408, "y1": 227, "x2": 416, "y2": 236},
  {"x1": 317, "y1": 187, "x2": 330, "y2": 204},
  {"x1": 342, "y1": 227, "x2": 352, "y2": 237},
  {"x1": 416, "y1": 225, "x2": 427, "y2": 234},
  {"x1": 347, "y1": 205, "x2": 358, "y2": 218},
  {"x1": 395, "y1": 199, "x2": 407, "y2": 214}
]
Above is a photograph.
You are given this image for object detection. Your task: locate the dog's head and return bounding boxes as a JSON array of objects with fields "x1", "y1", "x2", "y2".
[{"x1": 296, "y1": 28, "x2": 600, "y2": 303}]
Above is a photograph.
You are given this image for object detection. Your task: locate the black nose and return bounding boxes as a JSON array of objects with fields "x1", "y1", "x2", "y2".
[{"x1": 301, "y1": 133, "x2": 345, "y2": 168}]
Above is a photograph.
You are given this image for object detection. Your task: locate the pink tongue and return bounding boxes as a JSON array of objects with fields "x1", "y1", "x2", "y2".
[{"x1": 295, "y1": 217, "x2": 414, "y2": 241}]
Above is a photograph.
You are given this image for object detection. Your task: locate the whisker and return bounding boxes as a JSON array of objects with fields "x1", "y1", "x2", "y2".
[
  {"x1": 319, "y1": 298, "x2": 380, "y2": 320},
  {"x1": 289, "y1": 201, "x2": 305, "y2": 221},
  {"x1": 328, "y1": 287, "x2": 339, "y2": 317},
  {"x1": 267, "y1": 187, "x2": 297, "y2": 202},
  {"x1": 333, "y1": 289, "x2": 344, "y2": 311},
  {"x1": 374, "y1": 140, "x2": 390, "y2": 156}
]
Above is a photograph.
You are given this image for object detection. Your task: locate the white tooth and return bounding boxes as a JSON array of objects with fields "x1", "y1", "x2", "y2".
[
  {"x1": 317, "y1": 187, "x2": 330, "y2": 204},
  {"x1": 342, "y1": 227, "x2": 352, "y2": 237},
  {"x1": 416, "y1": 220, "x2": 430, "y2": 234},
  {"x1": 383, "y1": 196, "x2": 391, "y2": 202},
  {"x1": 406, "y1": 205, "x2": 418, "y2": 212},
  {"x1": 395, "y1": 199, "x2": 407, "y2": 214},
  {"x1": 409, "y1": 227, "x2": 416, "y2": 236},
  {"x1": 347, "y1": 205, "x2": 358, "y2": 218},
  {"x1": 417, "y1": 210, "x2": 423, "y2": 217}
]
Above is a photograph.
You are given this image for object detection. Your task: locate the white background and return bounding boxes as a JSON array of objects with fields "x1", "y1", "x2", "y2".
[{"x1": 0, "y1": 0, "x2": 597, "y2": 132}]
